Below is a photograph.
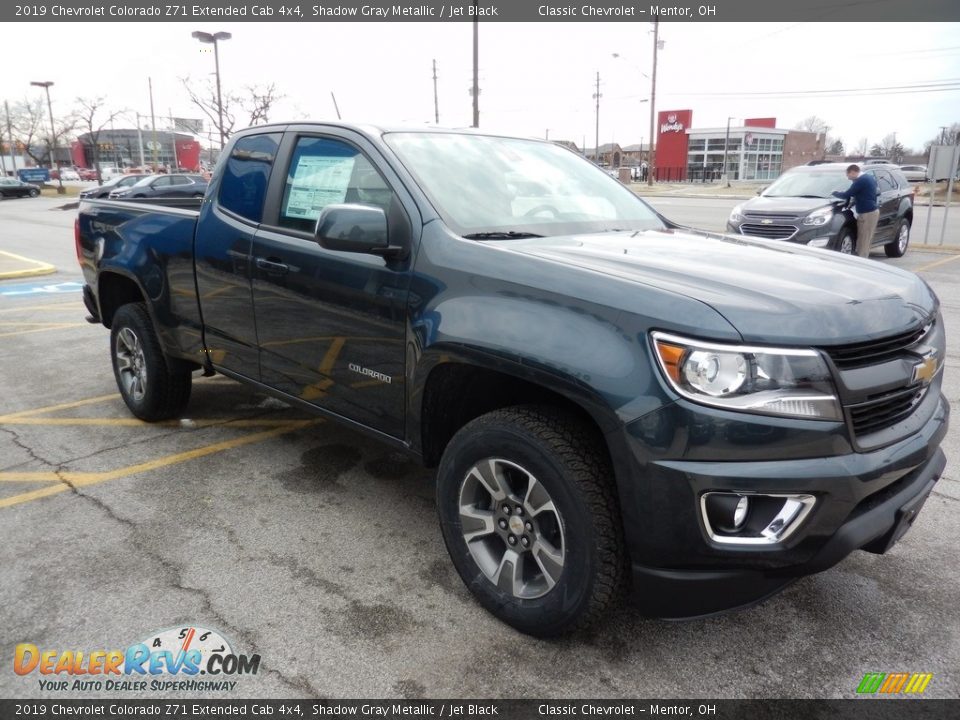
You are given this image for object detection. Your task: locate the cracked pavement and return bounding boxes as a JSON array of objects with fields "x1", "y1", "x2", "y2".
[{"x1": 1, "y1": 198, "x2": 958, "y2": 700}]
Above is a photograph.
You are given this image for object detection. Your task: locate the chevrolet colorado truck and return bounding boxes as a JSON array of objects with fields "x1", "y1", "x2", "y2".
[{"x1": 77, "y1": 123, "x2": 948, "y2": 636}]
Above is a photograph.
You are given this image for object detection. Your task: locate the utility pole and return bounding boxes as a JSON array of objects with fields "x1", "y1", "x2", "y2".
[
  {"x1": 646, "y1": 18, "x2": 660, "y2": 186},
  {"x1": 472, "y1": 5, "x2": 479, "y2": 128},
  {"x1": 135, "y1": 113, "x2": 145, "y2": 167},
  {"x1": 4, "y1": 100, "x2": 18, "y2": 174},
  {"x1": 432, "y1": 59, "x2": 440, "y2": 125},
  {"x1": 331, "y1": 92, "x2": 341, "y2": 120},
  {"x1": 723, "y1": 116, "x2": 733, "y2": 187},
  {"x1": 30, "y1": 81, "x2": 64, "y2": 193},
  {"x1": 545, "y1": 129, "x2": 550, "y2": 140},
  {"x1": 149, "y1": 77, "x2": 159, "y2": 170},
  {"x1": 940, "y1": 126, "x2": 948, "y2": 144},
  {"x1": 593, "y1": 71, "x2": 601, "y2": 164}
]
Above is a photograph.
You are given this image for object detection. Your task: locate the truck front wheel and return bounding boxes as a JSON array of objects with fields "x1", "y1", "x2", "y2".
[
  {"x1": 436, "y1": 406, "x2": 625, "y2": 636},
  {"x1": 110, "y1": 303, "x2": 192, "y2": 421}
]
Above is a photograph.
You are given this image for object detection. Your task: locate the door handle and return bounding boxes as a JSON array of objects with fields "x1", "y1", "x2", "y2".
[{"x1": 255, "y1": 257, "x2": 289, "y2": 274}]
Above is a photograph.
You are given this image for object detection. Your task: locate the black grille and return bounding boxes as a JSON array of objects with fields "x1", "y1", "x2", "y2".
[
  {"x1": 823, "y1": 323, "x2": 931, "y2": 370},
  {"x1": 743, "y1": 213, "x2": 798, "y2": 223},
  {"x1": 850, "y1": 386, "x2": 926, "y2": 436},
  {"x1": 739, "y1": 223, "x2": 797, "y2": 240}
]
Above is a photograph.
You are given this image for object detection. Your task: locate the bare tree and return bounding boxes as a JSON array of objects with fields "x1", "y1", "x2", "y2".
[
  {"x1": 794, "y1": 115, "x2": 829, "y2": 135},
  {"x1": 244, "y1": 83, "x2": 283, "y2": 126},
  {"x1": 182, "y1": 77, "x2": 284, "y2": 145},
  {"x1": 75, "y1": 97, "x2": 125, "y2": 185},
  {"x1": 8, "y1": 99, "x2": 48, "y2": 167}
]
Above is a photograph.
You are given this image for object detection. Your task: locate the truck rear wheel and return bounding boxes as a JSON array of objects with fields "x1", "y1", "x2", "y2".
[
  {"x1": 436, "y1": 406, "x2": 625, "y2": 636},
  {"x1": 110, "y1": 303, "x2": 192, "y2": 421}
]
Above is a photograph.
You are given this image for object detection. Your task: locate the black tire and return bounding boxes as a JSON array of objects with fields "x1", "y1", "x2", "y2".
[
  {"x1": 885, "y1": 218, "x2": 911, "y2": 258},
  {"x1": 436, "y1": 405, "x2": 625, "y2": 637},
  {"x1": 836, "y1": 228, "x2": 855, "y2": 255},
  {"x1": 28, "y1": 188, "x2": 39, "y2": 198},
  {"x1": 110, "y1": 303, "x2": 192, "y2": 421}
]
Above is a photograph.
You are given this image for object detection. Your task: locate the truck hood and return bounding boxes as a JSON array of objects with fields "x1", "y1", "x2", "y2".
[
  {"x1": 503, "y1": 229, "x2": 935, "y2": 345},
  {"x1": 739, "y1": 195, "x2": 838, "y2": 215}
]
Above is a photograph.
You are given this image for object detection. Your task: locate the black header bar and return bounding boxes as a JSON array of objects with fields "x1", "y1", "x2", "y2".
[{"x1": 5, "y1": 0, "x2": 960, "y2": 23}]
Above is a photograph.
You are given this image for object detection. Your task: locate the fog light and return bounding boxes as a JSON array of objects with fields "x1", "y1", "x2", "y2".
[
  {"x1": 807, "y1": 237, "x2": 831, "y2": 248},
  {"x1": 704, "y1": 493, "x2": 749, "y2": 533},
  {"x1": 701, "y1": 492, "x2": 815, "y2": 545},
  {"x1": 734, "y1": 496, "x2": 749, "y2": 528}
]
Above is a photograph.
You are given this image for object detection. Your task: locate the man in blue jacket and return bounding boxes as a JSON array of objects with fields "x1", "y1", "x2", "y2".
[{"x1": 832, "y1": 165, "x2": 879, "y2": 258}]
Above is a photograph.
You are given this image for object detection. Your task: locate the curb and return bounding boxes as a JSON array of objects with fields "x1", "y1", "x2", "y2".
[{"x1": 0, "y1": 250, "x2": 57, "y2": 280}]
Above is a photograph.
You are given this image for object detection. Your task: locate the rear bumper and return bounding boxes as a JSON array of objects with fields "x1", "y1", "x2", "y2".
[{"x1": 82, "y1": 284, "x2": 100, "y2": 324}]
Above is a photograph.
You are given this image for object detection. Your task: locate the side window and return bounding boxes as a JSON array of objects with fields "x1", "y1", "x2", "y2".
[
  {"x1": 874, "y1": 170, "x2": 895, "y2": 192},
  {"x1": 169, "y1": 176, "x2": 190, "y2": 186},
  {"x1": 217, "y1": 132, "x2": 281, "y2": 223},
  {"x1": 278, "y1": 136, "x2": 392, "y2": 233},
  {"x1": 152, "y1": 176, "x2": 173, "y2": 188}
]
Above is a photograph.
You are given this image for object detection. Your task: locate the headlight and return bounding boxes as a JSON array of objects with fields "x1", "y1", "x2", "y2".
[
  {"x1": 651, "y1": 332, "x2": 842, "y2": 421},
  {"x1": 729, "y1": 204, "x2": 744, "y2": 223},
  {"x1": 802, "y1": 206, "x2": 834, "y2": 226}
]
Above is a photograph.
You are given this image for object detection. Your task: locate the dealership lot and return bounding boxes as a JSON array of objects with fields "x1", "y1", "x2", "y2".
[{"x1": 1, "y1": 196, "x2": 958, "y2": 699}]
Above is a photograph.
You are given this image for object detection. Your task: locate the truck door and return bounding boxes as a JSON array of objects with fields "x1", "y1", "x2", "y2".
[
  {"x1": 195, "y1": 131, "x2": 282, "y2": 379},
  {"x1": 251, "y1": 130, "x2": 414, "y2": 438}
]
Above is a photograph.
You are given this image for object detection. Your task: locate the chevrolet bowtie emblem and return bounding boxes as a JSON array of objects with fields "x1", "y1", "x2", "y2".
[
  {"x1": 912, "y1": 354, "x2": 939, "y2": 384},
  {"x1": 761, "y1": 219, "x2": 773, "y2": 224}
]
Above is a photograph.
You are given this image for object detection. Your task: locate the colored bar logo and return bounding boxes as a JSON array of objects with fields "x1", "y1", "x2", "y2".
[{"x1": 857, "y1": 672, "x2": 933, "y2": 694}]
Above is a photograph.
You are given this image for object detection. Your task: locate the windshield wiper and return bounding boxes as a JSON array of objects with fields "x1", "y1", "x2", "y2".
[
  {"x1": 795, "y1": 194, "x2": 829, "y2": 199},
  {"x1": 462, "y1": 231, "x2": 543, "y2": 240}
]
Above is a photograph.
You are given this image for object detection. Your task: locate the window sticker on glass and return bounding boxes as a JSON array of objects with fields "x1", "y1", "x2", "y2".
[{"x1": 284, "y1": 155, "x2": 356, "y2": 220}]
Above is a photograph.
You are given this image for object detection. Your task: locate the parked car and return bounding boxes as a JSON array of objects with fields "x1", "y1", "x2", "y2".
[
  {"x1": 58, "y1": 169, "x2": 81, "y2": 181},
  {"x1": 899, "y1": 165, "x2": 928, "y2": 182},
  {"x1": 78, "y1": 168, "x2": 99, "y2": 181},
  {"x1": 77, "y1": 123, "x2": 948, "y2": 636},
  {"x1": 727, "y1": 163, "x2": 914, "y2": 257},
  {"x1": 109, "y1": 173, "x2": 208, "y2": 199},
  {"x1": 79, "y1": 175, "x2": 144, "y2": 199},
  {"x1": 0, "y1": 177, "x2": 41, "y2": 198}
]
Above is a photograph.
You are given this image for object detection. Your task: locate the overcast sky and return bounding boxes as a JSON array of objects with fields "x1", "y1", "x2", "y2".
[{"x1": 3, "y1": 21, "x2": 958, "y2": 152}]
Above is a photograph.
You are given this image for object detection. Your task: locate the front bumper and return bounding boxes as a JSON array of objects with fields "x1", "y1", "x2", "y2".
[{"x1": 617, "y1": 392, "x2": 949, "y2": 618}]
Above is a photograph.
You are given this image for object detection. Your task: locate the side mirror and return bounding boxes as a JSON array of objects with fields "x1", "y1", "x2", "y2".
[{"x1": 315, "y1": 203, "x2": 390, "y2": 255}]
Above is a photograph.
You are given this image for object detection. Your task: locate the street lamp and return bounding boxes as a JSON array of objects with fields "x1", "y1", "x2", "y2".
[
  {"x1": 30, "y1": 80, "x2": 64, "y2": 194},
  {"x1": 191, "y1": 30, "x2": 232, "y2": 149},
  {"x1": 610, "y1": 53, "x2": 650, "y2": 174}
]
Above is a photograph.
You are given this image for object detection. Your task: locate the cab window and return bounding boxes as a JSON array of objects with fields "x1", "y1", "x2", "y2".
[
  {"x1": 217, "y1": 132, "x2": 281, "y2": 223},
  {"x1": 278, "y1": 136, "x2": 392, "y2": 233}
]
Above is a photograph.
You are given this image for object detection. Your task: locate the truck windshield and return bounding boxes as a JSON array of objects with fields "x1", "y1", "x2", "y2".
[{"x1": 384, "y1": 132, "x2": 667, "y2": 237}]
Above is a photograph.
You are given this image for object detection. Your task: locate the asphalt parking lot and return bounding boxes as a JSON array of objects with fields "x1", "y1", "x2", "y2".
[{"x1": 1, "y1": 195, "x2": 959, "y2": 700}]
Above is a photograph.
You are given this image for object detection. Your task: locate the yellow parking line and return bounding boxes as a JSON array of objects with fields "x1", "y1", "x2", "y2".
[
  {"x1": 0, "y1": 420, "x2": 322, "y2": 509},
  {"x1": 916, "y1": 254, "x2": 960, "y2": 273},
  {"x1": 0, "y1": 393, "x2": 120, "y2": 422},
  {"x1": 0, "y1": 321, "x2": 88, "y2": 327},
  {"x1": 0, "y1": 324, "x2": 87, "y2": 338},
  {"x1": 0, "y1": 302, "x2": 83, "y2": 314},
  {"x1": 0, "y1": 250, "x2": 56, "y2": 280},
  {"x1": 3, "y1": 417, "x2": 310, "y2": 428}
]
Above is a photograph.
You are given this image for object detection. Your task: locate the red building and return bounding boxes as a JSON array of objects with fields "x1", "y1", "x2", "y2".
[{"x1": 653, "y1": 111, "x2": 826, "y2": 182}]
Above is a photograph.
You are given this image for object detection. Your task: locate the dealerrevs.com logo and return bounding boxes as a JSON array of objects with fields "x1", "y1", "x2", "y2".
[{"x1": 14, "y1": 626, "x2": 260, "y2": 693}]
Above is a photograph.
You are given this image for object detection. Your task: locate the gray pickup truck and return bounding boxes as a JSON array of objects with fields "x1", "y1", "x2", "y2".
[{"x1": 77, "y1": 123, "x2": 948, "y2": 636}]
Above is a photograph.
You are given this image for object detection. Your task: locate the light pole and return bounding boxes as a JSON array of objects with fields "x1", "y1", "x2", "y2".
[
  {"x1": 647, "y1": 19, "x2": 661, "y2": 186},
  {"x1": 611, "y1": 53, "x2": 651, "y2": 176},
  {"x1": 472, "y1": 4, "x2": 479, "y2": 128},
  {"x1": 191, "y1": 30, "x2": 232, "y2": 149},
  {"x1": 30, "y1": 80, "x2": 64, "y2": 194},
  {"x1": 723, "y1": 116, "x2": 737, "y2": 187}
]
